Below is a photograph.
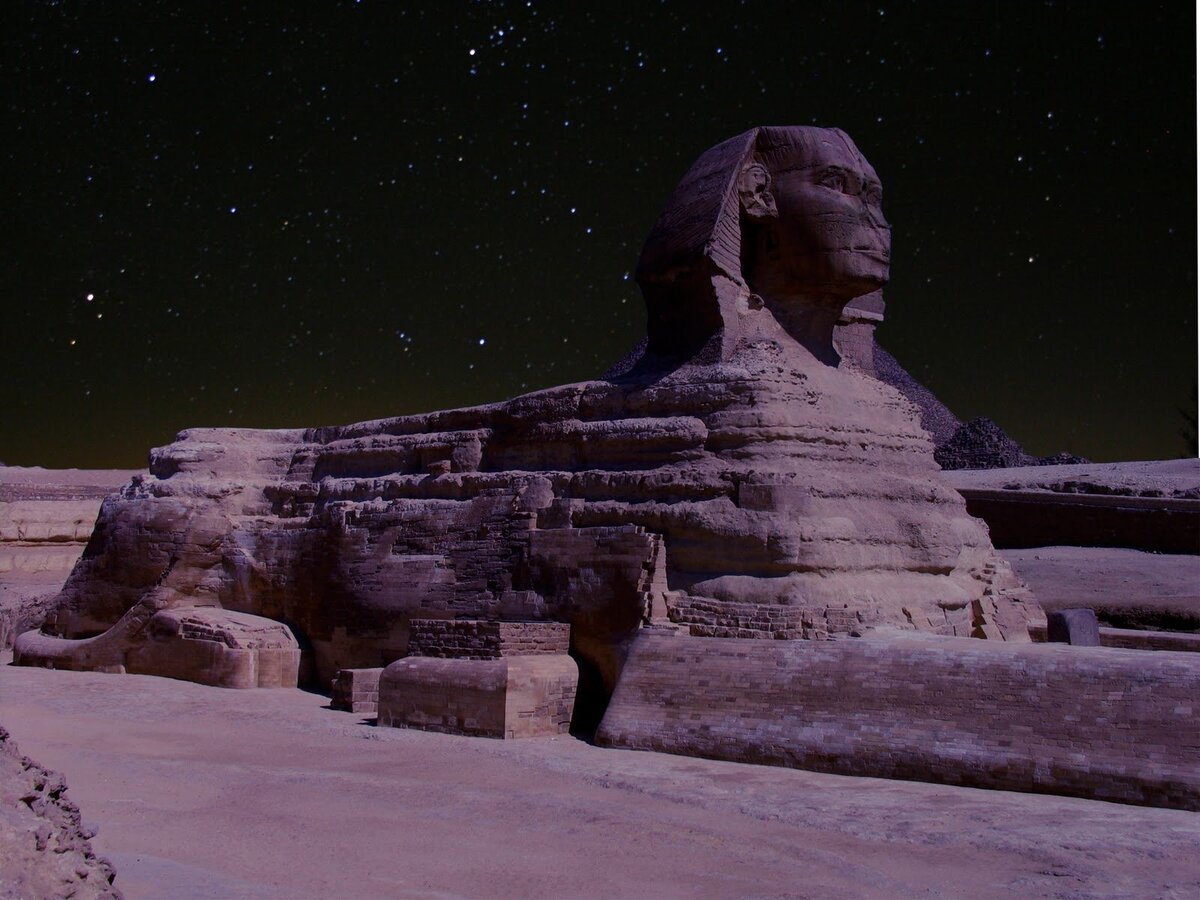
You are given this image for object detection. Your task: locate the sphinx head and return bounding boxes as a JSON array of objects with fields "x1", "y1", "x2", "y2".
[
  {"x1": 739, "y1": 127, "x2": 890, "y2": 306},
  {"x1": 636, "y1": 126, "x2": 890, "y2": 361}
]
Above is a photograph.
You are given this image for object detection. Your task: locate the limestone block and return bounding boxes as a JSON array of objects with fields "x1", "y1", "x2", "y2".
[
  {"x1": 1046, "y1": 608, "x2": 1101, "y2": 646},
  {"x1": 406, "y1": 619, "x2": 570, "y2": 660},
  {"x1": 0, "y1": 467, "x2": 140, "y2": 648},
  {"x1": 378, "y1": 654, "x2": 578, "y2": 739},
  {"x1": 331, "y1": 667, "x2": 384, "y2": 713}
]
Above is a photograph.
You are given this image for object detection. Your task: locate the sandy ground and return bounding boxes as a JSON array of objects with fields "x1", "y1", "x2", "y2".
[{"x1": 2, "y1": 655, "x2": 1198, "y2": 900}]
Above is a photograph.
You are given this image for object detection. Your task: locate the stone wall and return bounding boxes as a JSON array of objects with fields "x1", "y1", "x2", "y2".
[
  {"x1": 1030, "y1": 624, "x2": 1200, "y2": 653},
  {"x1": 596, "y1": 632, "x2": 1200, "y2": 810},
  {"x1": 406, "y1": 619, "x2": 570, "y2": 659},
  {"x1": 375, "y1": 619, "x2": 579, "y2": 737},
  {"x1": 1095, "y1": 628, "x2": 1200, "y2": 653}
]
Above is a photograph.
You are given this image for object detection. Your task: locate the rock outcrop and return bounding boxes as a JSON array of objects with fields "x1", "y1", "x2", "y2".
[
  {"x1": 16, "y1": 126, "x2": 1042, "y2": 697},
  {"x1": 0, "y1": 726, "x2": 121, "y2": 899}
]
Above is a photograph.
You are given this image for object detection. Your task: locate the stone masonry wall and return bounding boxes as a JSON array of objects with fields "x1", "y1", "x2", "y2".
[
  {"x1": 495, "y1": 622, "x2": 571, "y2": 656},
  {"x1": 955, "y1": 489, "x2": 1200, "y2": 554},
  {"x1": 596, "y1": 633, "x2": 1200, "y2": 810},
  {"x1": 407, "y1": 619, "x2": 570, "y2": 659}
]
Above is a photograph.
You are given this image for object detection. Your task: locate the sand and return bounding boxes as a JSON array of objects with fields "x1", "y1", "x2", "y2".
[{"x1": 2, "y1": 654, "x2": 1198, "y2": 899}]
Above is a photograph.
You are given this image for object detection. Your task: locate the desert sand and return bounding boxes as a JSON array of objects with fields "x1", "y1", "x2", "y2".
[{"x1": 2, "y1": 652, "x2": 1198, "y2": 900}]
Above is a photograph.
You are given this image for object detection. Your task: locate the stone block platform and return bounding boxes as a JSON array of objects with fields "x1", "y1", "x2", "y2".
[
  {"x1": 596, "y1": 632, "x2": 1200, "y2": 810},
  {"x1": 376, "y1": 620, "x2": 577, "y2": 738}
]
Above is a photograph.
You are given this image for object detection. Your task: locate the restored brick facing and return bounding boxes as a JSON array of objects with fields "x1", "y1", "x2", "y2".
[
  {"x1": 407, "y1": 619, "x2": 570, "y2": 659},
  {"x1": 596, "y1": 633, "x2": 1200, "y2": 810}
]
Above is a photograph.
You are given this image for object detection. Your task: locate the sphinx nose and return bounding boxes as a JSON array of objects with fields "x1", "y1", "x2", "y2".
[{"x1": 862, "y1": 202, "x2": 889, "y2": 229}]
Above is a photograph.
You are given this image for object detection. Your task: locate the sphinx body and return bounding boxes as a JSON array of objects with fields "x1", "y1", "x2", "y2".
[{"x1": 16, "y1": 127, "x2": 1042, "y2": 693}]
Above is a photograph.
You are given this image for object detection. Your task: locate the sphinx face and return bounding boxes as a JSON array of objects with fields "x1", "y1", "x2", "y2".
[{"x1": 746, "y1": 131, "x2": 891, "y2": 304}]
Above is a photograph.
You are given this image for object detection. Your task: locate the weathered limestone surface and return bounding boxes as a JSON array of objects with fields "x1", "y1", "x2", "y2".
[
  {"x1": 16, "y1": 127, "x2": 1042, "y2": 695},
  {"x1": 596, "y1": 632, "x2": 1200, "y2": 810},
  {"x1": 0, "y1": 725, "x2": 121, "y2": 899},
  {"x1": 0, "y1": 467, "x2": 140, "y2": 648}
]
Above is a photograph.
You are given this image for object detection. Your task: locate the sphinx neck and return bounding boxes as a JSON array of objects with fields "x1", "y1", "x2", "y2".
[{"x1": 761, "y1": 296, "x2": 846, "y2": 367}]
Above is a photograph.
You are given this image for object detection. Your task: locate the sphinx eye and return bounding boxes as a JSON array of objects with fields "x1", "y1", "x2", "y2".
[
  {"x1": 818, "y1": 169, "x2": 847, "y2": 192},
  {"x1": 862, "y1": 185, "x2": 882, "y2": 205}
]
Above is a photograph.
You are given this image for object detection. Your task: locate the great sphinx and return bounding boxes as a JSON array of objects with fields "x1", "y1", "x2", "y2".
[{"x1": 15, "y1": 126, "x2": 1043, "y2": 699}]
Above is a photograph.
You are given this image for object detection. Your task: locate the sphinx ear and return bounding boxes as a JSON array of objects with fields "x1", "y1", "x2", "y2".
[{"x1": 737, "y1": 162, "x2": 778, "y2": 221}]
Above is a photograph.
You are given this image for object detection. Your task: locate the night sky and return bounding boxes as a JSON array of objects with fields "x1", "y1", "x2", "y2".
[{"x1": 4, "y1": 1, "x2": 1196, "y2": 469}]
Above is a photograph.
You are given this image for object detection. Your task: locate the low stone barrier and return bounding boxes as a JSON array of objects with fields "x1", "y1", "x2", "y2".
[
  {"x1": 955, "y1": 488, "x2": 1200, "y2": 554},
  {"x1": 378, "y1": 655, "x2": 577, "y2": 739},
  {"x1": 1030, "y1": 623, "x2": 1200, "y2": 653},
  {"x1": 596, "y1": 632, "x2": 1200, "y2": 810}
]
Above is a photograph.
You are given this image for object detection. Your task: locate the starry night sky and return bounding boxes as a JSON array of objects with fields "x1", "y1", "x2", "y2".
[{"x1": 4, "y1": 1, "x2": 1196, "y2": 469}]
